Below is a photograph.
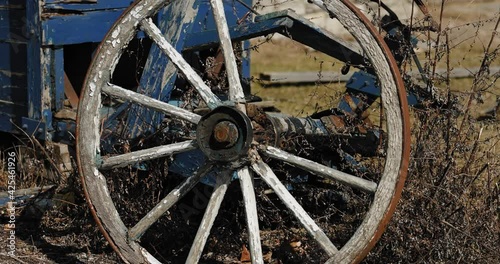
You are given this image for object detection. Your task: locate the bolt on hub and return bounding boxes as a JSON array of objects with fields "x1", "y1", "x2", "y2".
[{"x1": 196, "y1": 106, "x2": 253, "y2": 161}]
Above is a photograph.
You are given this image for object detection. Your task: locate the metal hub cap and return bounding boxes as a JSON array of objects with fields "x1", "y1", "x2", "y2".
[
  {"x1": 213, "y1": 121, "x2": 239, "y2": 148},
  {"x1": 196, "y1": 106, "x2": 253, "y2": 161}
]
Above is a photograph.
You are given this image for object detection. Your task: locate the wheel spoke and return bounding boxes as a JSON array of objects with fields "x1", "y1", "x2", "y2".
[
  {"x1": 139, "y1": 18, "x2": 222, "y2": 109},
  {"x1": 128, "y1": 163, "x2": 214, "y2": 241},
  {"x1": 238, "y1": 167, "x2": 264, "y2": 264},
  {"x1": 186, "y1": 170, "x2": 231, "y2": 263},
  {"x1": 251, "y1": 160, "x2": 338, "y2": 257},
  {"x1": 103, "y1": 83, "x2": 201, "y2": 124},
  {"x1": 100, "y1": 140, "x2": 197, "y2": 170},
  {"x1": 209, "y1": 0, "x2": 245, "y2": 102},
  {"x1": 259, "y1": 145, "x2": 377, "y2": 193}
]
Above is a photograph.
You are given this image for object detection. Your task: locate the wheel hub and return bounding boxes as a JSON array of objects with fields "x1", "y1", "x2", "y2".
[{"x1": 196, "y1": 106, "x2": 253, "y2": 161}]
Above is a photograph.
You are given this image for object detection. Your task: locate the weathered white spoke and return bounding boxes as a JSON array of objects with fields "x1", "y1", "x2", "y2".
[
  {"x1": 100, "y1": 140, "x2": 197, "y2": 170},
  {"x1": 238, "y1": 167, "x2": 264, "y2": 264},
  {"x1": 186, "y1": 170, "x2": 231, "y2": 263},
  {"x1": 260, "y1": 146, "x2": 377, "y2": 193},
  {"x1": 139, "y1": 18, "x2": 222, "y2": 109},
  {"x1": 251, "y1": 160, "x2": 338, "y2": 257},
  {"x1": 103, "y1": 83, "x2": 201, "y2": 124},
  {"x1": 209, "y1": 0, "x2": 245, "y2": 102},
  {"x1": 128, "y1": 163, "x2": 213, "y2": 241}
]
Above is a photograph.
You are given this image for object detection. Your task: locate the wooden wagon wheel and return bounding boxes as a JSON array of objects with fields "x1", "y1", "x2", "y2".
[{"x1": 77, "y1": 0, "x2": 410, "y2": 263}]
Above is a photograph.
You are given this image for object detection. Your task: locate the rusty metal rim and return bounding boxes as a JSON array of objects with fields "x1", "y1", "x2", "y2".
[{"x1": 336, "y1": 0, "x2": 411, "y2": 263}]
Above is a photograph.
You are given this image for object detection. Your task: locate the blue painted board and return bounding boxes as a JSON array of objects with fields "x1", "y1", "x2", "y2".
[
  {"x1": 0, "y1": 74, "x2": 27, "y2": 103},
  {"x1": 42, "y1": 9, "x2": 125, "y2": 45},
  {"x1": 26, "y1": 0, "x2": 42, "y2": 122},
  {"x1": 0, "y1": 0, "x2": 25, "y2": 6},
  {"x1": 0, "y1": 8, "x2": 27, "y2": 42},
  {"x1": 0, "y1": 113, "x2": 19, "y2": 134},
  {"x1": 43, "y1": 0, "x2": 132, "y2": 11},
  {"x1": 0, "y1": 42, "x2": 27, "y2": 73},
  {"x1": 190, "y1": 0, "x2": 252, "y2": 33},
  {"x1": 183, "y1": 16, "x2": 290, "y2": 50},
  {"x1": 0, "y1": 101, "x2": 26, "y2": 120}
]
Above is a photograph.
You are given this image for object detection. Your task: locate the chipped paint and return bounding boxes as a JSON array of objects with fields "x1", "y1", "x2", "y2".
[
  {"x1": 103, "y1": 83, "x2": 201, "y2": 124},
  {"x1": 89, "y1": 82, "x2": 96, "y2": 97},
  {"x1": 140, "y1": 18, "x2": 222, "y2": 109}
]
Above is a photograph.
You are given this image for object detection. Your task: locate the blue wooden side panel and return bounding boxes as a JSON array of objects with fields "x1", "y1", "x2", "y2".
[
  {"x1": 42, "y1": 9, "x2": 125, "y2": 45},
  {"x1": 0, "y1": 7, "x2": 27, "y2": 41},
  {"x1": 43, "y1": 0, "x2": 131, "y2": 11},
  {"x1": 0, "y1": 0, "x2": 29, "y2": 134}
]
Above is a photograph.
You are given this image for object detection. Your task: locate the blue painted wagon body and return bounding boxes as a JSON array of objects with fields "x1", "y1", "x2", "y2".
[{"x1": 0, "y1": 0, "x2": 255, "y2": 142}]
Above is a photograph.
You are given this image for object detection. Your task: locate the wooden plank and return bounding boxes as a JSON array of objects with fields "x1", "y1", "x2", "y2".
[
  {"x1": 43, "y1": 0, "x2": 131, "y2": 11},
  {"x1": 260, "y1": 145, "x2": 377, "y2": 193},
  {"x1": 259, "y1": 66, "x2": 500, "y2": 85},
  {"x1": 0, "y1": 185, "x2": 55, "y2": 200},
  {"x1": 26, "y1": 0, "x2": 42, "y2": 121},
  {"x1": 41, "y1": 9, "x2": 124, "y2": 45},
  {"x1": 0, "y1": 0, "x2": 25, "y2": 8},
  {"x1": 103, "y1": 83, "x2": 202, "y2": 124},
  {"x1": 259, "y1": 71, "x2": 352, "y2": 84},
  {"x1": 0, "y1": 72, "x2": 27, "y2": 103},
  {"x1": 0, "y1": 42, "x2": 27, "y2": 71},
  {"x1": 100, "y1": 140, "x2": 198, "y2": 169}
]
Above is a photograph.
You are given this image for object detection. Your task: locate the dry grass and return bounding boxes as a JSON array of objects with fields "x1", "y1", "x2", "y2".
[
  {"x1": 250, "y1": 38, "x2": 346, "y2": 115},
  {"x1": 249, "y1": 1, "x2": 499, "y2": 262}
]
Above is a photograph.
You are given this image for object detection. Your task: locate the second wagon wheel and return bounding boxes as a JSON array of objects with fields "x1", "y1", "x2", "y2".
[{"x1": 77, "y1": 0, "x2": 410, "y2": 263}]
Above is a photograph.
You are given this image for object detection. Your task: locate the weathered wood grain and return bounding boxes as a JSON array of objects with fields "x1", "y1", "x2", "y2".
[
  {"x1": 99, "y1": 140, "x2": 197, "y2": 170},
  {"x1": 103, "y1": 83, "x2": 201, "y2": 124},
  {"x1": 260, "y1": 145, "x2": 378, "y2": 193},
  {"x1": 209, "y1": 0, "x2": 245, "y2": 103},
  {"x1": 186, "y1": 170, "x2": 231, "y2": 263},
  {"x1": 139, "y1": 18, "x2": 222, "y2": 110},
  {"x1": 238, "y1": 167, "x2": 264, "y2": 264}
]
